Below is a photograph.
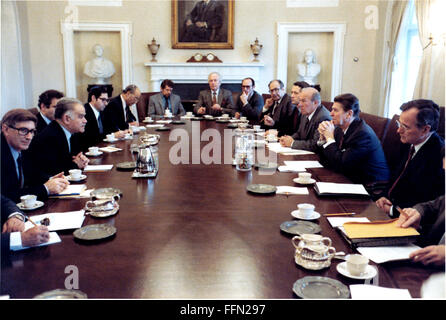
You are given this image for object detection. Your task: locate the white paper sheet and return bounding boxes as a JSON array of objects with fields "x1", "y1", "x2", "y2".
[
  {"x1": 267, "y1": 143, "x2": 315, "y2": 155},
  {"x1": 284, "y1": 161, "x2": 323, "y2": 168},
  {"x1": 156, "y1": 120, "x2": 172, "y2": 124},
  {"x1": 327, "y1": 217, "x2": 370, "y2": 228},
  {"x1": 99, "y1": 146, "x2": 122, "y2": 153},
  {"x1": 356, "y1": 244, "x2": 421, "y2": 264},
  {"x1": 315, "y1": 182, "x2": 369, "y2": 195},
  {"x1": 25, "y1": 210, "x2": 86, "y2": 232},
  {"x1": 145, "y1": 124, "x2": 164, "y2": 128},
  {"x1": 276, "y1": 186, "x2": 309, "y2": 195},
  {"x1": 51, "y1": 184, "x2": 86, "y2": 196},
  {"x1": 84, "y1": 164, "x2": 114, "y2": 172},
  {"x1": 10, "y1": 232, "x2": 62, "y2": 251},
  {"x1": 350, "y1": 284, "x2": 412, "y2": 299},
  {"x1": 278, "y1": 165, "x2": 307, "y2": 172}
]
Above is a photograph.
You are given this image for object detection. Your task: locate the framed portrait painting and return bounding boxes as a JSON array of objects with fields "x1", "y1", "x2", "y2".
[{"x1": 172, "y1": 0, "x2": 234, "y2": 49}]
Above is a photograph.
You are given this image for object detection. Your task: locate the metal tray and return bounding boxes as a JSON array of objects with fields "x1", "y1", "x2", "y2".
[
  {"x1": 116, "y1": 161, "x2": 136, "y2": 170},
  {"x1": 73, "y1": 224, "x2": 117, "y2": 241},
  {"x1": 246, "y1": 184, "x2": 277, "y2": 194},
  {"x1": 88, "y1": 206, "x2": 119, "y2": 218},
  {"x1": 90, "y1": 188, "x2": 122, "y2": 199},
  {"x1": 33, "y1": 289, "x2": 88, "y2": 299},
  {"x1": 279, "y1": 220, "x2": 321, "y2": 235},
  {"x1": 293, "y1": 276, "x2": 350, "y2": 299}
]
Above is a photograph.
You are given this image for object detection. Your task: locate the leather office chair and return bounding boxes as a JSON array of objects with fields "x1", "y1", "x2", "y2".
[
  {"x1": 136, "y1": 92, "x2": 158, "y2": 122},
  {"x1": 438, "y1": 106, "x2": 445, "y2": 140},
  {"x1": 359, "y1": 111, "x2": 391, "y2": 143},
  {"x1": 28, "y1": 107, "x2": 39, "y2": 116},
  {"x1": 381, "y1": 114, "x2": 405, "y2": 172}
]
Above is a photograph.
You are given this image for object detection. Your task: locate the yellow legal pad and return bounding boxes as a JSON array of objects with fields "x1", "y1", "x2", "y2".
[{"x1": 343, "y1": 218, "x2": 420, "y2": 239}]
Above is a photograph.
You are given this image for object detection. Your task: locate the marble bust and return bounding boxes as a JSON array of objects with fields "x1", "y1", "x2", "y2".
[
  {"x1": 83, "y1": 44, "x2": 115, "y2": 84},
  {"x1": 297, "y1": 49, "x2": 321, "y2": 85}
]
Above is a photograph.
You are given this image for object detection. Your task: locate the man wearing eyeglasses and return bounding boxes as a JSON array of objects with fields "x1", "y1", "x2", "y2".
[
  {"x1": 36, "y1": 89, "x2": 64, "y2": 133},
  {"x1": 261, "y1": 79, "x2": 295, "y2": 136},
  {"x1": 80, "y1": 86, "x2": 126, "y2": 150},
  {"x1": 103, "y1": 84, "x2": 141, "y2": 133},
  {"x1": 1, "y1": 109, "x2": 69, "y2": 203},
  {"x1": 194, "y1": 72, "x2": 234, "y2": 117},
  {"x1": 28, "y1": 98, "x2": 90, "y2": 177},
  {"x1": 376, "y1": 99, "x2": 445, "y2": 217},
  {"x1": 233, "y1": 78, "x2": 264, "y2": 121}
]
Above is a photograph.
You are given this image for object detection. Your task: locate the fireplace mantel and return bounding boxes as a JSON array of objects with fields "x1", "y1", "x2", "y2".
[{"x1": 144, "y1": 62, "x2": 265, "y2": 92}]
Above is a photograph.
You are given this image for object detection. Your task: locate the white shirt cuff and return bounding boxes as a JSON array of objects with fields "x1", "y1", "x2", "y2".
[
  {"x1": 323, "y1": 138, "x2": 336, "y2": 149},
  {"x1": 10, "y1": 232, "x2": 22, "y2": 250},
  {"x1": 8, "y1": 212, "x2": 25, "y2": 221}
]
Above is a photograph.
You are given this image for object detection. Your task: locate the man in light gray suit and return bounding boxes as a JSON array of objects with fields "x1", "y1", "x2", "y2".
[
  {"x1": 279, "y1": 87, "x2": 331, "y2": 152},
  {"x1": 193, "y1": 72, "x2": 234, "y2": 117},
  {"x1": 148, "y1": 79, "x2": 185, "y2": 116}
]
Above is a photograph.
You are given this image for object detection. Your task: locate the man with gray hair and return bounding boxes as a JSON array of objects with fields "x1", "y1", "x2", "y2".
[
  {"x1": 194, "y1": 72, "x2": 234, "y2": 116},
  {"x1": 28, "y1": 98, "x2": 89, "y2": 177},
  {"x1": 103, "y1": 84, "x2": 141, "y2": 133},
  {"x1": 279, "y1": 87, "x2": 331, "y2": 151}
]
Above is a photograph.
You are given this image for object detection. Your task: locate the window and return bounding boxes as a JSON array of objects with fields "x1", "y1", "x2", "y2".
[{"x1": 388, "y1": 0, "x2": 422, "y2": 117}]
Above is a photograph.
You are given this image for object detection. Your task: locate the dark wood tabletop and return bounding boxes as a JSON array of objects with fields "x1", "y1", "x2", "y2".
[{"x1": 1, "y1": 118, "x2": 441, "y2": 299}]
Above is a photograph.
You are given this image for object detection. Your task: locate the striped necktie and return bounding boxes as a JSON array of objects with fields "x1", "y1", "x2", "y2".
[
  {"x1": 388, "y1": 145, "x2": 415, "y2": 198},
  {"x1": 17, "y1": 153, "x2": 24, "y2": 188}
]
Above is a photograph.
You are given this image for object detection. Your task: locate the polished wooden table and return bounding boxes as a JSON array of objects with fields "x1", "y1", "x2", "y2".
[{"x1": 1, "y1": 118, "x2": 441, "y2": 299}]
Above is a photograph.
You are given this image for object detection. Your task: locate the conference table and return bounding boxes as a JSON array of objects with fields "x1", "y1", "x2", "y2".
[{"x1": 0, "y1": 117, "x2": 441, "y2": 299}]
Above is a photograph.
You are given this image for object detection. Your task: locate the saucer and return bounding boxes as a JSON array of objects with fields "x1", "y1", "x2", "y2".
[
  {"x1": 122, "y1": 136, "x2": 134, "y2": 140},
  {"x1": 85, "y1": 151, "x2": 103, "y2": 157},
  {"x1": 17, "y1": 200, "x2": 44, "y2": 211},
  {"x1": 67, "y1": 174, "x2": 87, "y2": 182},
  {"x1": 336, "y1": 262, "x2": 377, "y2": 280},
  {"x1": 291, "y1": 210, "x2": 321, "y2": 220},
  {"x1": 293, "y1": 178, "x2": 316, "y2": 185},
  {"x1": 143, "y1": 119, "x2": 154, "y2": 123},
  {"x1": 103, "y1": 138, "x2": 118, "y2": 143}
]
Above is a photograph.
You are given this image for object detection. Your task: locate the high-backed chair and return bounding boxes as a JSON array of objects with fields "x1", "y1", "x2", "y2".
[
  {"x1": 381, "y1": 114, "x2": 405, "y2": 172},
  {"x1": 438, "y1": 106, "x2": 445, "y2": 140},
  {"x1": 28, "y1": 107, "x2": 39, "y2": 116},
  {"x1": 136, "y1": 92, "x2": 158, "y2": 121},
  {"x1": 321, "y1": 101, "x2": 333, "y2": 111},
  {"x1": 359, "y1": 111, "x2": 391, "y2": 143}
]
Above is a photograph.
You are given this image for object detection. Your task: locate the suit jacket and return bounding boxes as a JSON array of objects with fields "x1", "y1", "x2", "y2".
[
  {"x1": 36, "y1": 112, "x2": 49, "y2": 134},
  {"x1": 291, "y1": 105, "x2": 331, "y2": 152},
  {"x1": 318, "y1": 118, "x2": 390, "y2": 184},
  {"x1": 414, "y1": 195, "x2": 445, "y2": 246},
  {"x1": 387, "y1": 132, "x2": 445, "y2": 212},
  {"x1": 183, "y1": 0, "x2": 224, "y2": 41},
  {"x1": 261, "y1": 94, "x2": 296, "y2": 136},
  {"x1": 193, "y1": 88, "x2": 234, "y2": 117},
  {"x1": 27, "y1": 121, "x2": 82, "y2": 177},
  {"x1": 1, "y1": 133, "x2": 48, "y2": 203},
  {"x1": 234, "y1": 91, "x2": 264, "y2": 121},
  {"x1": 79, "y1": 103, "x2": 105, "y2": 151},
  {"x1": 148, "y1": 93, "x2": 185, "y2": 116},
  {"x1": 103, "y1": 95, "x2": 135, "y2": 133},
  {"x1": 1, "y1": 195, "x2": 22, "y2": 256}
]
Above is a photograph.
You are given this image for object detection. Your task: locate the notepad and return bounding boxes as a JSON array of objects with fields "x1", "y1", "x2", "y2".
[
  {"x1": 284, "y1": 161, "x2": 323, "y2": 168},
  {"x1": 99, "y1": 146, "x2": 122, "y2": 153},
  {"x1": 25, "y1": 210, "x2": 86, "y2": 232},
  {"x1": 343, "y1": 218, "x2": 420, "y2": 239},
  {"x1": 10, "y1": 232, "x2": 61, "y2": 251},
  {"x1": 156, "y1": 120, "x2": 172, "y2": 124},
  {"x1": 267, "y1": 143, "x2": 315, "y2": 155},
  {"x1": 327, "y1": 217, "x2": 370, "y2": 228},
  {"x1": 356, "y1": 244, "x2": 421, "y2": 264},
  {"x1": 49, "y1": 184, "x2": 86, "y2": 197},
  {"x1": 84, "y1": 164, "x2": 114, "y2": 172},
  {"x1": 276, "y1": 186, "x2": 309, "y2": 195},
  {"x1": 278, "y1": 166, "x2": 307, "y2": 173},
  {"x1": 314, "y1": 182, "x2": 369, "y2": 196},
  {"x1": 350, "y1": 285, "x2": 411, "y2": 299}
]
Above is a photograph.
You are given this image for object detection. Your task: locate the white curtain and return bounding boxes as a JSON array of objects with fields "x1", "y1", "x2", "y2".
[
  {"x1": 413, "y1": 0, "x2": 446, "y2": 105},
  {"x1": 381, "y1": 0, "x2": 409, "y2": 117}
]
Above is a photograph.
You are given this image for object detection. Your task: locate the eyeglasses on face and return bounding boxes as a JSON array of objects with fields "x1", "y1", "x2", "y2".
[
  {"x1": 269, "y1": 88, "x2": 280, "y2": 93},
  {"x1": 396, "y1": 120, "x2": 411, "y2": 131},
  {"x1": 99, "y1": 97, "x2": 109, "y2": 102},
  {"x1": 9, "y1": 125, "x2": 37, "y2": 136}
]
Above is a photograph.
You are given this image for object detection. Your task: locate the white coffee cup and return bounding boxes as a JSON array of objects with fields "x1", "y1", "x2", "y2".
[
  {"x1": 222, "y1": 114, "x2": 229, "y2": 118},
  {"x1": 204, "y1": 114, "x2": 212, "y2": 119},
  {"x1": 347, "y1": 254, "x2": 369, "y2": 276},
  {"x1": 145, "y1": 116, "x2": 152, "y2": 121},
  {"x1": 240, "y1": 116, "x2": 247, "y2": 121},
  {"x1": 106, "y1": 133, "x2": 115, "y2": 141},
  {"x1": 124, "y1": 133, "x2": 132, "y2": 139},
  {"x1": 20, "y1": 195, "x2": 37, "y2": 208},
  {"x1": 69, "y1": 169, "x2": 82, "y2": 180},
  {"x1": 253, "y1": 125, "x2": 261, "y2": 131},
  {"x1": 298, "y1": 172, "x2": 312, "y2": 182},
  {"x1": 297, "y1": 203, "x2": 315, "y2": 218},
  {"x1": 88, "y1": 147, "x2": 99, "y2": 155},
  {"x1": 186, "y1": 111, "x2": 193, "y2": 116}
]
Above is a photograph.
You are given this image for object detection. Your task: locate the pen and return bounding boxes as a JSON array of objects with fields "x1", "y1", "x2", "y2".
[
  {"x1": 395, "y1": 206, "x2": 408, "y2": 218},
  {"x1": 25, "y1": 215, "x2": 38, "y2": 227},
  {"x1": 323, "y1": 212, "x2": 356, "y2": 217}
]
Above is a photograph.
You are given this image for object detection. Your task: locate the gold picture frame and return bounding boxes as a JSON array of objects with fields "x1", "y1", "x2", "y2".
[{"x1": 172, "y1": 0, "x2": 234, "y2": 49}]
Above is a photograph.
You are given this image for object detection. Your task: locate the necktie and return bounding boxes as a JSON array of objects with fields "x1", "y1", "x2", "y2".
[
  {"x1": 212, "y1": 91, "x2": 217, "y2": 105},
  {"x1": 98, "y1": 112, "x2": 104, "y2": 134},
  {"x1": 338, "y1": 133, "x2": 344, "y2": 150},
  {"x1": 17, "y1": 153, "x2": 24, "y2": 188},
  {"x1": 272, "y1": 101, "x2": 278, "y2": 116},
  {"x1": 126, "y1": 105, "x2": 136, "y2": 123},
  {"x1": 165, "y1": 96, "x2": 171, "y2": 112},
  {"x1": 388, "y1": 145, "x2": 415, "y2": 198}
]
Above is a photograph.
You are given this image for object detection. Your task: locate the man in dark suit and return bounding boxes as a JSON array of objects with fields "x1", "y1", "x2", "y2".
[
  {"x1": 103, "y1": 84, "x2": 141, "y2": 134},
  {"x1": 317, "y1": 93, "x2": 390, "y2": 184},
  {"x1": 35, "y1": 89, "x2": 64, "y2": 133},
  {"x1": 1, "y1": 195, "x2": 49, "y2": 255},
  {"x1": 279, "y1": 87, "x2": 331, "y2": 152},
  {"x1": 79, "y1": 85, "x2": 125, "y2": 150},
  {"x1": 194, "y1": 72, "x2": 234, "y2": 117},
  {"x1": 28, "y1": 98, "x2": 89, "y2": 177},
  {"x1": 182, "y1": 0, "x2": 224, "y2": 42},
  {"x1": 148, "y1": 79, "x2": 185, "y2": 116},
  {"x1": 233, "y1": 77, "x2": 264, "y2": 121},
  {"x1": 1, "y1": 109, "x2": 69, "y2": 203},
  {"x1": 261, "y1": 79, "x2": 296, "y2": 136},
  {"x1": 376, "y1": 99, "x2": 445, "y2": 217}
]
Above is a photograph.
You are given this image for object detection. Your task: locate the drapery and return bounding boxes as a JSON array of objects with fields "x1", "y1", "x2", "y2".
[{"x1": 413, "y1": 0, "x2": 445, "y2": 105}]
